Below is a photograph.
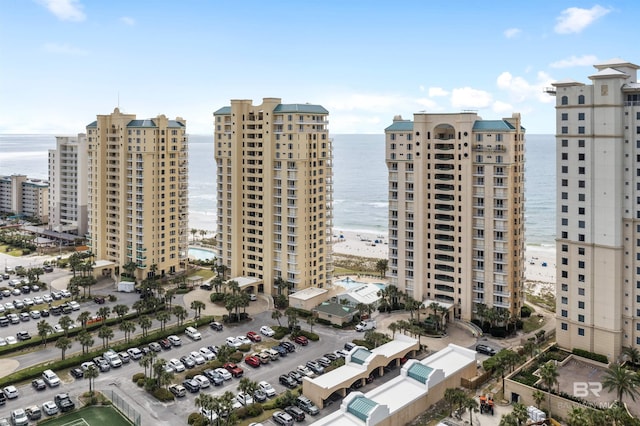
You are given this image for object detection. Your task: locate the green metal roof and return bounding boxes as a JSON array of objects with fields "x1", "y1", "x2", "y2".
[
  {"x1": 127, "y1": 119, "x2": 156, "y2": 128},
  {"x1": 273, "y1": 104, "x2": 328, "y2": 114},
  {"x1": 351, "y1": 348, "x2": 372, "y2": 365},
  {"x1": 86, "y1": 121, "x2": 97, "y2": 128},
  {"x1": 472, "y1": 120, "x2": 516, "y2": 131},
  {"x1": 313, "y1": 301, "x2": 356, "y2": 318},
  {"x1": 385, "y1": 121, "x2": 414, "y2": 132},
  {"x1": 347, "y1": 396, "x2": 378, "y2": 422},
  {"x1": 407, "y1": 363, "x2": 433, "y2": 384},
  {"x1": 213, "y1": 106, "x2": 231, "y2": 115}
]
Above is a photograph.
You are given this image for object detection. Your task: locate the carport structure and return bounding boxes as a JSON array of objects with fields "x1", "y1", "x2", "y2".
[{"x1": 303, "y1": 334, "x2": 419, "y2": 408}]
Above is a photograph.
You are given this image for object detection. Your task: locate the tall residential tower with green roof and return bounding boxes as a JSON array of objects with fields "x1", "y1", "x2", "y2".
[
  {"x1": 85, "y1": 108, "x2": 189, "y2": 281},
  {"x1": 213, "y1": 98, "x2": 333, "y2": 295},
  {"x1": 384, "y1": 111, "x2": 526, "y2": 323}
]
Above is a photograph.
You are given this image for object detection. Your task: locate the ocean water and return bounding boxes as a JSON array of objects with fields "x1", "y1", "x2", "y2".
[{"x1": 0, "y1": 133, "x2": 556, "y2": 246}]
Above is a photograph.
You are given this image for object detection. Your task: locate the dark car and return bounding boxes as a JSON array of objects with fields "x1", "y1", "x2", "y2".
[
  {"x1": 0, "y1": 390, "x2": 5, "y2": 405},
  {"x1": 43, "y1": 265, "x2": 54, "y2": 273},
  {"x1": 20, "y1": 285, "x2": 31, "y2": 294},
  {"x1": 288, "y1": 370, "x2": 303, "y2": 384},
  {"x1": 93, "y1": 296, "x2": 105, "y2": 304},
  {"x1": 209, "y1": 321, "x2": 223, "y2": 331},
  {"x1": 253, "y1": 389, "x2": 267, "y2": 403},
  {"x1": 203, "y1": 369, "x2": 224, "y2": 386},
  {"x1": 51, "y1": 306, "x2": 62, "y2": 316},
  {"x1": 279, "y1": 374, "x2": 297, "y2": 389},
  {"x1": 158, "y1": 338, "x2": 172, "y2": 350},
  {"x1": 31, "y1": 379, "x2": 46, "y2": 391},
  {"x1": 281, "y1": 341, "x2": 296, "y2": 353},
  {"x1": 199, "y1": 283, "x2": 213, "y2": 291},
  {"x1": 295, "y1": 396, "x2": 319, "y2": 416},
  {"x1": 61, "y1": 304, "x2": 72, "y2": 314},
  {"x1": 272, "y1": 345, "x2": 287, "y2": 357},
  {"x1": 324, "y1": 352, "x2": 338, "y2": 361},
  {"x1": 16, "y1": 331, "x2": 31, "y2": 341},
  {"x1": 0, "y1": 316, "x2": 8, "y2": 327},
  {"x1": 475, "y1": 344, "x2": 497, "y2": 356},
  {"x1": 70, "y1": 368, "x2": 84, "y2": 379},
  {"x1": 54, "y1": 393, "x2": 75, "y2": 412},
  {"x1": 294, "y1": 335, "x2": 308, "y2": 346},
  {"x1": 40, "y1": 309, "x2": 50, "y2": 317},
  {"x1": 182, "y1": 378, "x2": 200, "y2": 393},
  {"x1": 284, "y1": 405, "x2": 306, "y2": 422}
]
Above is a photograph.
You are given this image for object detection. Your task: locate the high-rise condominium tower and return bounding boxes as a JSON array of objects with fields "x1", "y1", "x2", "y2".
[
  {"x1": 48, "y1": 134, "x2": 88, "y2": 235},
  {"x1": 550, "y1": 59, "x2": 640, "y2": 361},
  {"x1": 86, "y1": 108, "x2": 188, "y2": 280},
  {"x1": 213, "y1": 98, "x2": 333, "y2": 295},
  {"x1": 385, "y1": 112, "x2": 525, "y2": 322},
  {"x1": 0, "y1": 175, "x2": 49, "y2": 223}
]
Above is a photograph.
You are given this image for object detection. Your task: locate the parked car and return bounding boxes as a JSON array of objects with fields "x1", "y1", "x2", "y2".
[
  {"x1": 256, "y1": 351, "x2": 271, "y2": 364},
  {"x1": 16, "y1": 331, "x2": 31, "y2": 341},
  {"x1": 103, "y1": 350, "x2": 122, "y2": 368},
  {"x1": 246, "y1": 331, "x2": 262, "y2": 342},
  {"x1": 214, "y1": 367, "x2": 232, "y2": 381},
  {"x1": 31, "y1": 379, "x2": 46, "y2": 391},
  {"x1": 316, "y1": 356, "x2": 331, "y2": 367},
  {"x1": 253, "y1": 389, "x2": 267, "y2": 403},
  {"x1": 236, "y1": 335, "x2": 252, "y2": 345},
  {"x1": 245, "y1": 355, "x2": 261, "y2": 368},
  {"x1": 93, "y1": 296, "x2": 105, "y2": 304},
  {"x1": 118, "y1": 351, "x2": 130, "y2": 364},
  {"x1": 167, "y1": 335, "x2": 182, "y2": 346},
  {"x1": 3, "y1": 386, "x2": 18, "y2": 399},
  {"x1": 43, "y1": 265, "x2": 54, "y2": 273},
  {"x1": 189, "y1": 351, "x2": 206, "y2": 365},
  {"x1": 24, "y1": 405, "x2": 42, "y2": 421},
  {"x1": 42, "y1": 401, "x2": 59, "y2": 416},
  {"x1": 306, "y1": 360, "x2": 324, "y2": 375},
  {"x1": 209, "y1": 321, "x2": 223, "y2": 331},
  {"x1": 199, "y1": 347, "x2": 215, "y2": 361},
  {"x1": 475, "y1": 344, "x2": 497, "y2": 356},
  {"x1": 279, "y1": 374, "x2": 297, "y2": 389},
  {"x1": 203, "y1": 369, "x2": 224, "y2": 386},
  {"x1": 127, "y1": 347, "x2": 143, "y2": 360},
  {"x1": 324, "y1": 352, "x2": 338, "y2": 361},
  {"x1": 296, "y1": 365, "x2": 314, "y2": 378},
  {"x1": 223, "y1": 362, "x2": 244, "y2": 378},
  {"x1": 69, "y1": 368, "x2": 84, "y2": 378},
  {"x1": 199, "y1": 283, "x2": 213, "y2": 291},
  {"x1": 182, "y1": 378, "x2": 200, "y2": 393},
  {"x1": 281, "y1": 341, "x2": 296, "y2": 353},
  {"x1": 288, "y1": 370, "x2": 303, "y2": 384},
  {"x1": 294, "y1": 335, "x2": 309, "y2": 346},
  {"x1": 272, "y1": 345, "x2": 287, "y2": 357},
  {"x1": 258, "y1": 381, "x2": 276, "y2": 398},
  {"x1": 42, "y1": 369, "x2": 61, "y2": 387},
  {"x1": 193, "y1": 375, "x2": 211, "y2": 389},
  {"x1": 272, "y1": 411, "x2": 294, "y2": 426},
  {"x1": 295, "y1": 396, "x2": 319, "y2": 416},
  {"x1": 54, "y1": 393, "x2": 75, "y2": 412},
  {"x1": 10, "y1": 409, "x2": 28, "y2": 426},
  {"x1": 68, "y1": 301, "x2": 80, "y2": 310},
  {"x1": 260, "y1": 325, "x2": 275, "y2": 336},
  {"x1": 180, "y1": 355, "x2": 196, "y2": 369},
  {"x1": 284, "y1": 405, "x2": 306, "y2": 422},
  {"x1": 149, "y1": 342, "x2": 162, "y2": 352},
  {"x1": 235, "y1": 392, "x2": 254, "y2": 406},
  {"x1": 226, "y1": 337, "x2": 242, "y2": 348},
  {"x1": 168, "y1": 359, "x2": 186, "y2": 373},
  {"x1": 158, "y1": 338, "x2": 172, "y2": 350},
  {"x1": 168, "y1": 384, "x2": 186, "y2": 398}
]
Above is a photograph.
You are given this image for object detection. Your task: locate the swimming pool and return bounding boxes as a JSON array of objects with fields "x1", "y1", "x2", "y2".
[
  {"x1": 188, "y1": 247, "x2": 217, "y2": 261},
  {"x1": 335, "y1": 277, "x2": 386, "y2": 291}
]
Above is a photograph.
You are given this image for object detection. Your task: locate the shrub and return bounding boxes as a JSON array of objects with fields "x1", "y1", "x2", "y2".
[
  {"x1": 572, "y1": 348, "x2": 608, "y2": 364},
  {"x1": 132, "y1": 373, "x2": 145, "y2": 383},
  {"x1": 187, "y1": 413, "x2": 205, "y2": 425},
  {"x1": 108, "y1": 294, "x2": 117, "y2": 302},
  {"x1": 520, "y1": 305, "x2": 533, "y2": 318},
  {"x1": 136, "y1": 378, "x2": 145, "y2": 387},
  {"x1": 229, "y1": 352, "x2": 243, "y2": 363},
  {"x1": 210, "y1": 293, "x2": 225, "y2": 302},
  {"x1": 235, "y1": 406, "x2": 248, "y2": 419},
  {"x1": 317, "y1": 318, "x2": 332, "y2": 326},
  {"x1": 151, "y1": 387, "x2": 175, "y2": 402},
  {"x1": 238, "y1": 344, "x2": 252, "y2": 352},
  {"x1": 273, "y1": 326, "x2": 289, "y2": 340},
  {"x1": 489, "y1": 327, "x2": 508, "y2": 338},
  {"x1": 298, "y1": 330, "x2": 319, "y2": 341},
  {"x1": 246, "y1": 403, "x2": 263, "y2": 417}
]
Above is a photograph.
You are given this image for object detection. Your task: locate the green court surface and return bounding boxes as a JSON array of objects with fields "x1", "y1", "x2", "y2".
[{"x1": 38, "y1": 406, "x2": 134, "y2": 426}]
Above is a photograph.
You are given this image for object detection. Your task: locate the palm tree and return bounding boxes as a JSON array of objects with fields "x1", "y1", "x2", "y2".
[
  {"x1": 59, "y1": 315, "x2": 74, "y2": 337},
  {"x1": 284, "y1": 307, "x2": 299, "y2": 331},
  {"x1": 499, "y1": 413, "x2": 520, "y2": 426},
  {"x1": 271, "y1": 310, "x2": 283, "y2": 327},
  {"x1": 602, "y1": 362, "x2": 640, "y2": 404},
  {"x1": 77, "y1": 311, "x2": 91, "y2": 330},
  {"x1": 122, "y1": 261, "x2": 138, "y2": 282},
  {"x1": 84, "y1": 365, "x2": 99, "y2": 396},
  {"x1": 172, "y1": 305, "x2": 188, "y2": 326},
  {"x1": 190, "y1": 300, "x2": 205, "y2": 320},
  {"x1": 119, "y1": 320, "x2": 136, "y2": 343},
  {"x1": 190, "y1": 228, "x2": 198, "y2": 242},
  {"x1": 98, "y1": 326, "x2": 114, "y2": 349},
  {"x1": 274, "y1": 276, "x2": 285, "y2": 296},
  {"x1": 76, "y1": 330, "x2": 94, "y2": 354},
  {"x1": 375, "y1": 259, "x2": 388, "y2": 278},
  {"x1": 539, "y1": 361, "x2": 559, "y2": 419},
  {"x1": 511, "y1": 402, "x2": 528, "y2": 425},
  {"x1": 238, "y1": 377, "x2": 259, "y2": 405},
  {"x1": 132, "y1": 300, "x2": 145, "y2": 317},
  {"x1": 306, "y1": 315, "x2": 317, "y2": 332},
  {"x1": 37, "y1": 320, "x2": 53, "y2": 347},
  {"x1": 140, "y1": 351, "x2": 157, "y2": 378},
  {"x1": 532, "y1": 389, "x2": 545, "y2": 410},
  {"x1": 97, "y1": 306, "x2": 111, "y2": 325},
  {"x1": 199, "y1": 229, "x2": 207, "y2": 241},
  {"x1": 55, "y1": 336, "x2": 72, "y2": 360},
  {"x1": 622, "y1": 347, "x2": 640, "y2": 367},
  {"x1": 462, "y1": 395, "x2": 478, "y2": 425},
  {"x1": 138, "y1": 315, "x2": 152, "y2": 338},
  {"x1": 195, "y1": 393, "x2": 215, "y2": 423},
  {"x1": 156, "y1": 310, "x2": 171, "y2": 331},
  {"x1": 388, "y1": 322, "x2": 399, "y2": 338},
  {"x1": 112, "y1": 304, "x2": 129, "y2": 322},
  {"x1": 444, "y1": 388, "x2": 465, "y2": 416}
]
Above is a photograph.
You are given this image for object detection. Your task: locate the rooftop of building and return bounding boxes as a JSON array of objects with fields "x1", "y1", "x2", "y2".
[
  {"x1": 86, "y1": 119, "x2": 185, "y2": 128},
  {"x1": 214, "y1": 103, "x2": 328, "y2": 116},
  {"x1": 337, "y1": 284, "x2": 381, "y2": 305},
  {"x1": 289, "y1": 287, "x2": 328, "y2": 301},
  {"x1": 312, "y1": 301, "x2": 357, "y2": 318}
]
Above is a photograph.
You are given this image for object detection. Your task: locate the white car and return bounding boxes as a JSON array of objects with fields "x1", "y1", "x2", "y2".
[
  {"x1": 0, "y1": 337, "x2": 6, "y2": 346},
  {"x1": 190, "y1": 351, "x2": 206, "y2": 365},
  {"x1": 193, "y1": 374, "x2": 211, "y2": 389},
  {"x1": 42, "y1": 294, "x2": 53, "y2": 303},
  {"x1": 3, "y1": 385, "x2": 19, "y2": 399},
  {"x1": 0, "y1": 305, "x2": 4, "y2": 314},
  {"x1": 127, "y1": 347, "x2": 143, "y2": 360},
  {"x1": 225, "y1": 337, "x2": 241, "y2": 348},
  {"x1": 168, "y1": 358, "x2": 185, "y2": 373},
  {"x1": 167, "y1": 335, "x2": 182, "y2": 346},
  {"x1": 296, "y1": 365, "x2": 315, "y2": 377},
  {"x1": 33, "y1": 296, "x2": 44, "y2": 305},
  {"x1": 258, "y1": 381, "x2": 276, "y2": 397},
  {"x1": 11, "y1": 409, "x2": 28, "y2": 426},
  {"x1": 236, "y1": 335, "x2": 252, "y2": 345},
  {"x1": 69, "y1": 301, "x2": 80, "y2": 310},
  {"x1": 235, "y1": 392, "x2": 254, "y2": 406},
  {"x1": 53, "y1": 324, "x2": 64, "y2": 334},
  {"x1": 23, "y1": 298, "x2": 34, "y2": 306},
  {"x1": 260, "y1": 325, "x2": 275, "y2": 337},
  {"x1": 199, "y1": 347, "x2": 215, "y2": 361},
  {"x1": 61, "y1": 290, "x2": 72, "y2": 298},
  {"x1": 30, "y1": 310, "x2": 41, "y2": 319},
  {"x1": 214, "y1": 367, "x2": 232, "y2": 381},
  {"x1": 42, "y1": 401, "x2": 59, "y2": 416},
  {"x1": 6, "y1": 336, "x2": 17, "y2": 345},
  {"x1": 4, "y1": 303, "x2": 13, "y2": 311}
]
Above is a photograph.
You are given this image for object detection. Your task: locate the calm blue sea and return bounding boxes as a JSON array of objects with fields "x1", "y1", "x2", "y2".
[{"x1": 0, "y1": 133, "x2": 556, "y2": 246}]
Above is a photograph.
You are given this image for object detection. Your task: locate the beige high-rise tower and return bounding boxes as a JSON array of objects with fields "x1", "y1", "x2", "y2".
[
  {"x1": 385, "y1": 112, "x2": 525, "y2": 322},
  {"x1": 213, "y1": 98, "x2": 333, "y2": 295},
  {"x1": 86, "y1": 108, "x2": 188, "y2": 280},
  {"x1": 550, "y1": 59, "x2": 640, "y2": 361}
]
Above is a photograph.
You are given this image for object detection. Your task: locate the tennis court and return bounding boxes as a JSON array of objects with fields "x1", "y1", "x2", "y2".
[{"x1": 38, "y1": 406, "x2": 133, "y2": 426}]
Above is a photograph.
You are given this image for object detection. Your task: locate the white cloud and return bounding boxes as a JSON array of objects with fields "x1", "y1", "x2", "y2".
[
  {"x1": 419, "y1": 85, "x2": 425, "y2": 92},
  {"x1": 415, "y1": 98, "x2": 439, "y2": 109},
  {"x1": 120, "y1": 16, "x2": 135, "y2": 26},
  {"x1": 492, "y1": 100, "x2": 514, "y2": 114},
  {"x1": 37, "y1": 0, "x2": 86, "y2": 22},
  {"x1": 496, "y1": 70, "x2": 555, "y2": 104},
  {"x1": 428, "y1": 87, "x2": 449, "y2": 97},
  {"x1": 450, "y1": 87, "x2": 493, "y2": 109},
  {"x1": 549, "y1": 54, "x2": 598, "y2": 68},
  {"x1": 504, "y1": 28, "x2": 521, "y2": 39},
  {"x1": 554, "y1": 5, "x2": 610, "y2": 34},
  {"x1": 43, "y1": 42, "x2": 88, "y2": 55}
]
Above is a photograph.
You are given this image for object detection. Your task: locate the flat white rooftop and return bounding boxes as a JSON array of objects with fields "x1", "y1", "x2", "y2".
[
  {"x1": 229, "y1": 276, "x2": 262, "y2": 288},
  {"x1": 289, "y1": 287, "x2": 328, "y2": 301}
]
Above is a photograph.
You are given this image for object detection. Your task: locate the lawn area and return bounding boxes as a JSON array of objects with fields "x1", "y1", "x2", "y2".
[
  {"x1": 522, "y1": 315, "x2": 546, "y2": 333},
  {"x1": 39, "y1": 406, "x2": 133, "y2": 426},
  {"x1": 191, "y1": 269, "x2": 214, "y2": 280},
  {"x1": 0, "y1": 244, "x2": 22, "y2": 256}
]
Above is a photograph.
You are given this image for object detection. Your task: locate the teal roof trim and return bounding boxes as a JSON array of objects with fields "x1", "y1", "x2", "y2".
[
  {"x1": 385, "y1": 121, "x2": 414, "y2": 132},
  {"x1": 313, "y1": 302, "x2": 356, "y2": 317},
  {"x1": 407, "y1": 363, "x2": 433, "y2": 384},
  {"x1": 86, "y1": 121, "x2": 97, "y2": 128},
  {"x1": 167, "y1": 120, "x2": 185, "y2": 128},
  {"x1": 472, "y1": 120, "x2": 515, "y2": 131},
  {"x1": 273, "y1": 104, "x2": 328, "y2": 114},
  {"x1": 214, "y1": 106, "x2": 231, "y2": 115},
  {"x1": 127, "y1": 119, "x2": 156, "y2": 128},
  {"x1": 351, "y1": 348, "x2": 372, "y2": 365},
  {"x1": 347, "y1": 396, "x2": 378, "y2": 422}
]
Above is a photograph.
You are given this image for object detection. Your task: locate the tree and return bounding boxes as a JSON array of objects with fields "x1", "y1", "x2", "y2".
[
  {"x1": 69, "y1": 253, "x2": 82, "y2": 277},
  {"x1": 274, "y1": 276, "x2": 285, "y2": 296},
  {"x1": 132, "y1": 300, "x2": 145, "y2": 317},
  {"x1": 227, "y1": 280, "x2": 240, "y2": 295},
  {"x1": 512, "y1": 402, "x2": 528, "y2": 425},
  {"x1": 77, "y1": 311, "x2": 91, "y2": 330},
  {"x1": 191, "y1": 300, "x2": 206, "y2": 320},
  {"x1": 76, "y1": 330, "x2": 94, "y2": 354},
  {"x1": 84, "y1": 365, "x2": 99, "y2": 396},
  {"x1": 153, "y1": 358, "x2": 173, "y2": 389},
  {"x1": 462, "y1": 395, "x2": 478, "y2": 425},
  {"x1": 499, "y1": 413, "x2": 520, "y2": 426},
  {"x1": 238, "y1": 378, "x2": 259, "y2": 404},
  {"x1": 190, "y1": 228, "x2": 198, "y2": 242},
  {"x1": 388, "y1": 322, "x2": 399, "y2": 338},
  {"x1": 156, "y1": 310, "x2": 171, "y2": 331},
  {"x1": 195, "y1": 393, "x2": 216, "y2": 424},
  {"x1": 172, "y1": 305, "x2": 188, "y2": 326},
  {"x1": 37, "y1": 320, "x2": 53, "y2": 347},
  {"x1": 122, "y1": 261, "x2": 138, "y2": 282},
  {"x1": 532, "y1": 389, "x2": 545, "y2": 410},
  {"x1": 211, "y1": 276, "x2": 224, "y2": 294},
  {"x1": 59, "y1": 315, "x2": 74, "y2": 337},
  {"x1": 199, "y1": 229, "x2": 207, "y2": 241},
  {"x1": 97, "y1": 306, "x2": 111, "y2": 325},
  {"x1": 140, "y1": 351, "x2": 157, "y2": 378},
  {"x1": 622, "y1": 346, "x2": 640, "y2": 367},
  {"x1": 539, "y1": 361, "x2": 559, "y2": 419},
  {"x1": 272, "y1": 310, "x2": 283, "y2": 327},
  {"x1": 119, "y1": 320, "x2": 136, "y2": 343},
  {"x1": 375, "y1": 259, "x2": 388, "y2": 278},
  {"x1": 444, "y1": 388, "x2": 465, "y2": 417},
  {"x1": 138, "y1": 315, "x2": 152, "y2": 338},
  {"x1": 306, "y1": 315, "x2": 317, "y2": 332},
  {"x1": 55, "y1": 336, "x2": 72, "y2": 360},
  {"x1": 98, "y1": 326, "x2": 114, "y2": 349},
  {"x1": 112, "y1": 304, "x2": 129, "y2": 322},
  {"x1": 284, "y1": 307, "x2": 299, "y2": 331},
  {"x1": 602, "y1": 362, "x2": 640, "y2": 404}
]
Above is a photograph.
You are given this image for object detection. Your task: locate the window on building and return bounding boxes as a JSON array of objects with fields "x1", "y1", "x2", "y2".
[
  {"x1": 578, "y1": 126, "x2": 585, "y2": 134},
  {"x1": 561, "y1": 113, "x2": 568, "y2": 120},
  {"x1": 562, "y1": 284, "x2": 568, "y2": 291},
  {"x1": 561, "y1": 297, "x2": 568, "y2": 304},
  {"x1": 579, "y1": 153, "x2": 585, "y2": 161},
  {"x1": 578, "y1": 314, "x2": 584, "y2": 322},
  {"x1": 578, "y1": 167, "x2": 585, "y2": 174},
  {"x1": 562, "y1": 166, "x2": 568, "y2": 173},
  {"x1": 578, "y1": 139, "x2": 585, "y2": 148},
  {"x1": 578, "y1": 95, "x2": 585, "y2": 104},
  {"x1": 562, "y1": 179, "x2": 568, "y2": 187},
  {"x1": 578, "y1": 112, "x2": 585, "y2": 120},
  {"x1": 561, "y1": 323, "x2": 568, "y2": 331},
  {"x1": 578, "y1": 328, "x2": 585, "y2": 336},
  {"x1": 578, "y1": 288, "x2": 585, "y2": 296},
  {"x1": 578, "y1": 301, "x2": 585, "y2": 309},
  {"x1": 561, "y1": 96, "x2": 568, "y2": 105},
  {"x1": 561, "y1": 309, "x2": 568, "y2": 317},
  {"x1": 562, "y1": 127, "x2": 568, "y2": 134},
  {"x1": 562, "y1": 139, "x2": 568, "y2": 147},
  {"x1": 561, "y1": 205, "x2": 568, "y2": 213}
]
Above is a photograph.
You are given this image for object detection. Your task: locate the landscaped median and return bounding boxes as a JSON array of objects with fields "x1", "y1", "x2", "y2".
[{"x1": 0, "y1": 315, "x2": 216, "y2": 389}]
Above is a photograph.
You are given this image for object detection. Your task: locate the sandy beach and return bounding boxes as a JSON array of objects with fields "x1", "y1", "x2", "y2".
[{"x1": 331, "y1": 229, "x2": 556, "y2": 285}]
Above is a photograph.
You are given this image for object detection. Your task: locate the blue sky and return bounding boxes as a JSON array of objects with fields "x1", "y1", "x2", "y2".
[{"x1": 0, "y1": 0, "x2": 637, "y2": 134}]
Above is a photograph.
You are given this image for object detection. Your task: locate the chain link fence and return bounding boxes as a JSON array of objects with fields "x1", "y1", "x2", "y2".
[{"x1": 102, "y1": 389, "x2": 142, "y2": 426}]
